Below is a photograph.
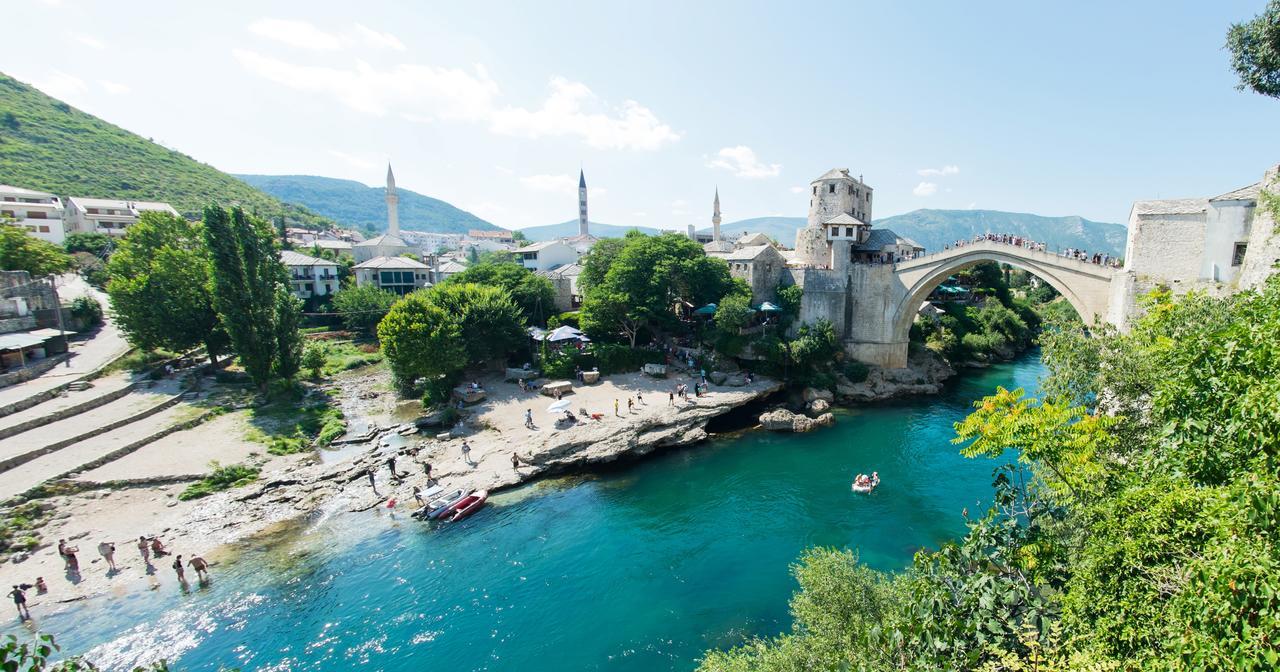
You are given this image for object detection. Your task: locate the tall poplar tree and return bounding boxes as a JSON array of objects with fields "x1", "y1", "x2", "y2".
[
  {"x1": 203, "y1": 206, "x2": 288, "y2": 391},
  {"x1": 273, "y1": 287, "x2": 303, "y2": 380}
]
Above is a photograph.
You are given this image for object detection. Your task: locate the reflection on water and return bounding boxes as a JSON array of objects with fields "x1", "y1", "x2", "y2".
[{"x1": 12, "y1": 353, "x2": 1045, "y2": 672}]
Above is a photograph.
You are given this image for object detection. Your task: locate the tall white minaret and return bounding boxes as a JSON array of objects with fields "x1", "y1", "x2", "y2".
[
  {"x1": 712, "y1": 187, "x2": 722, "y2": 242},
  {"x1": 578, "y1": 169, "x2": 588, "y2": 236},
  {"x1": 386, "y1": 163, "x2": 399, "y2": 237}
]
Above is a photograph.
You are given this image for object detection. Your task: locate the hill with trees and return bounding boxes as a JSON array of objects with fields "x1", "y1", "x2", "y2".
[
  {"x1": 237, "y1": 174, "x2": 500, "y2": 235},
  {"x1": 0, "y1": 72, "x2": 330, "y2": 228}
]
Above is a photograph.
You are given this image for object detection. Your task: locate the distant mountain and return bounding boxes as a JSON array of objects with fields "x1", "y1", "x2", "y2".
[
  {"x1": 875, "y1": 210, "x2": 1127, "y2": 257},
  {"x1": 0, "y1": 72, "x2": 330, "y2": 226},
  {"x1": 237, "y1": 174, "x2": 499, "y2": 235},
  {"x1": 519, "y1": 220, "x2": 663, "y2": 241},
  {"x1": 714, "y1": 217, "x2": 806, "y2": 245}
]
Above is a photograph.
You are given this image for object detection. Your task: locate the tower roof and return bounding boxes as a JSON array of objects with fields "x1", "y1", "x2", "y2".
[
  {"x1": 713, "y1": 188, "x2": 720, "y2": 214},
  {"x1": 386, "y1": 163, "x2": 396, "y2": 191},
  {"x1": 579, "y1": 169, "x2": 586, "y2": 189},
  {"x1": 812, "y1": 168, "x2": 855, "y2": 183}
]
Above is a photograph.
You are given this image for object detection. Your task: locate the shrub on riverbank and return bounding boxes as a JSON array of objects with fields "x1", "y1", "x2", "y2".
[{"x1": 179, "y1": 462, "x2": 260, "y2": 500}]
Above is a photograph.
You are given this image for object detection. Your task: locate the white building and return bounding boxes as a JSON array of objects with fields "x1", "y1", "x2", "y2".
[
  {"x1": 281, "y1": 250, "x2": 341, "y2": 300},
  {"x1": 1124, "y1": 179, "x2": 1262, "y2": 287},
  {"x1": 354, "y1": 256, "x2": 432, "y2": 295},
  {"x1": 0, "y1": 185, "x2": 66, "y2": 244},
  {"x1": 517, "y1": 240, "x2": 579, "y2": 272},
  {"x1": 65, "y1": 197, "x2": 179, "y2": 237},
  {"x1": 535, "y1": 263, "x2": 584, "y2": 312}
]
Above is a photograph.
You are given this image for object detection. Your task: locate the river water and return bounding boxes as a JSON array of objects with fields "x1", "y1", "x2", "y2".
[{"x1": 15, "y1": 353, "x2": 1044, "y2": 671}]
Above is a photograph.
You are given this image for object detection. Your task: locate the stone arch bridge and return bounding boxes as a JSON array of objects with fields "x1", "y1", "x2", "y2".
[{"x1": 845, "y1": 240, "x2": 1119, "y2": 368}]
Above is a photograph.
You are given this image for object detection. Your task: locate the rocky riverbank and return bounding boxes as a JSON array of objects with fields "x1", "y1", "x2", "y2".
[{"x1": 834, "y1": 347, "x2": 956, "y2": 403}]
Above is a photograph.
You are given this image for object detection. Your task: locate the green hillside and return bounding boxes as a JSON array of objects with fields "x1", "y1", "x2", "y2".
[
  {"x1": 0, "y1": 72, "x2": 329, "y2": 227},
  {"x1": 237, "y1": 174, "x2": 499, "y2": 235}
]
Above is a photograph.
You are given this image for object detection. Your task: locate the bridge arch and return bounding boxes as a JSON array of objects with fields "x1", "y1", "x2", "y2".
[{"x1": 891, "y1": 249, "x2": 1097, "y2": 344}]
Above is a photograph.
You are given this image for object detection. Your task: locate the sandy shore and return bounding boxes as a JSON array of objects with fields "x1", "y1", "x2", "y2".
[{"x1": 0, "y1": 365, "x2": 781, "y2": 614}]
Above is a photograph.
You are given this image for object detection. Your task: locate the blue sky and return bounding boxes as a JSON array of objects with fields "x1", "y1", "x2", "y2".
[{"x1": 5, "y1": 1, "x2": 1277, "y2": 229}]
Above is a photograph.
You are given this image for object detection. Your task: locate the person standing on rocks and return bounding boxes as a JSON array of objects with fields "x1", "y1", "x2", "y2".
[
  {"x1": 172, "y1": 555, "x2": 187, "y2": 583},
  {"x1": 413, "y1": 486, "x2": 425, "y2": 507},
  {"x1": 387, "y1": 456, "x2": 399, "y2": 480},
  {"x1": 137, "y1": 536, "x2": 151, "y2": 564},
  {"x1": 8, "y1": 585, "x2": 29, "y2": 621},
  {"x1": 461, "y1": 441, "x2": 473, "y2": 465},
  {"x1": 614, "y1": 399, "x2": 620, "y2": 416},
  {"x1": 366, "y1": 468, "x2": 378, "y2": 495},
  {"x1": 627, "y1": 398, "x2": 634, "y2": 413},
  {"x1": 98, "y1": 541, "x2": 117, "y2": 572},
  {"x1": 668, "y1": 392, "x2": 674, "y2": 406},
  {"x1": 511, "y1": 453, "x2": 520, "y2": 470},
  {"x1": 423, "y1": 462, "x2": 433, "y2": 483},
  {"x1": 524, "y1": 409, "x2": 534, "y2": 429}
]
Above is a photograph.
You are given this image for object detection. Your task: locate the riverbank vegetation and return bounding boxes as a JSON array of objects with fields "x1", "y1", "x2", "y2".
[
  {"x1": 178, "y1": 462, "x2": 261, "y2": 501},
  {"x1": 699, "y1": 273, "x2": 1280, "y2": 671}
]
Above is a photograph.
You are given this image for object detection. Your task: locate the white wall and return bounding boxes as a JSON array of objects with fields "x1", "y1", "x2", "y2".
[{"x1": 1201, "y1": 200, "x2": 1255, "y2": 284}]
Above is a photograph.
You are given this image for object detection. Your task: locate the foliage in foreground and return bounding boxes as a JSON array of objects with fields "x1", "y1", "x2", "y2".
[
  {"x1": 0, "y1": 223, "x2": 73, "y2": 277},
  {"x1": 1226, "y1": 0, "x2": 1280, "y2": 99},
  {"x1": 178, "y1": 462, "x2": 260, "y2": 501},
  {"x1": 700, "y1": 274, "x2": 1280, "y2": 670}
]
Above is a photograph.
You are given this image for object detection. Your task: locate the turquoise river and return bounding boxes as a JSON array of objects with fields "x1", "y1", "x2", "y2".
[{"x1": 10, "y1": 353, "x2": 1045, "y2": 671}]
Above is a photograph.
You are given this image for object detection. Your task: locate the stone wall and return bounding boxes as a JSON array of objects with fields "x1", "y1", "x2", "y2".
[
  {"x1": 1238, "y1": 165, "x2": 1280, "y2": 291},
  {"x1": 1126, "y1": 212, "x2": 1206, "y2": 283}
]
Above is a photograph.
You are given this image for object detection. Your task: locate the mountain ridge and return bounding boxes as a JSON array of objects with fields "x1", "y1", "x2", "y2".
[{"x1": 237, "y1": 174, "x2": 499, "y2": 235}]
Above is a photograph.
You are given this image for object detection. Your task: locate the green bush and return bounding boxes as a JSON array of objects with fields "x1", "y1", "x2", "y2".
[
  {"x1": 69, "y1": 295, "x2": 103, "y2": 327},
  {"x1": 178, "y1": 462, "x2": 260, "y2": 500},
  {"x1": 842, "y1": 360, "x2": 870, "y2": 383}
]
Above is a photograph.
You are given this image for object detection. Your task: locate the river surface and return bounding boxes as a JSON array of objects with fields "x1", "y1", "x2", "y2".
[{"x1": 14, "y1": 353, "x2": 1045, "y2": 671}]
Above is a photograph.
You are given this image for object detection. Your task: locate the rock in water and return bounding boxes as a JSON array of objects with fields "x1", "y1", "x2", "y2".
[{"x1": 807, "y1": 398, "x2": 831, "y2": 414}]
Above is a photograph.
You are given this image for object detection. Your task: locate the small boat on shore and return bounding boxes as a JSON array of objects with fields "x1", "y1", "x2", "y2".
[
  {"x1": 851, "y1": 473, "x2": 880, "y2": 494},
  {"x1": 417, "y1": 489, "x2": 465, "y2": 520},
  {"x1": 446, "y1": 490, "x2": 488, "y2": 522}
]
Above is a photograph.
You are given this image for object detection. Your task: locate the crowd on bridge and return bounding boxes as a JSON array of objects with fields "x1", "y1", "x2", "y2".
[{"x1": 941, "y1": 233, "x2": 1120, "y2": 268}]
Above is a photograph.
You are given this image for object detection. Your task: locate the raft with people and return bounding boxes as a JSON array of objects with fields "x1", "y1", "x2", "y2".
[{"x1": 851, "y1": 472, "x2": 880, "y2": 493}]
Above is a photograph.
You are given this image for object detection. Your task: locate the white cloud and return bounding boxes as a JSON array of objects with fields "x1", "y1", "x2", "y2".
[
  {"x1": 917, "y1": 165, "x2": 960, "y2": 177},
  {"x1": 98, "y1": 80, "x2": 130, "y2": 95},
  {"x1": 354, "y1": 23, "x2": 406, "y2": 52},
  {"x1": 632, "y1": 212, "x2": 648, "y2": 217},
  {"x1": 967, "y1": 202, "x2": 979, "y2": 209},
  {"x1": 789, "y1": 186, "x2": 806, "y2": 194},
  {"x1": 235, "y1": 53, "x2": 677, "y2": 151},
  {"x1": 488, "y1": 77, "x2": 679, "y2": 150},
  {"x1": 247, "y1": 18, "x2": 406, "y2": 52},
  {"x1": 72, "y1": 33, "x2": 104, "y2": 49},
  {"x1": 327, "y1": 150, "x2": 378, "y2": 171},
  {"x1": 913, "y1": 182, "x2": 938, "y2": 197},
  {"x1": 706, "y1": 145, "x2": 781, "y2": 178},
  {"x1": 32, "y1": 70, "x2": 87, "y2": 101}
]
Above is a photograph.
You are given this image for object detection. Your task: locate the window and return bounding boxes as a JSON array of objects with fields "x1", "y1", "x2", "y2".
[
  {"x1": 828, "y1": 184, "x2": 835, "y2": 194},
  {"x1": 0, "y1": 210, "x2": 12, "y2": 218},
  {"x1": 1, "y1": 197, "x2": 13, "y2": 202},
  {"x1": 845, "y1": 226, "x2": 854, "y2": 238},
  {"x1": 38, "y1": 226, "x2": 49, "y2": 233},
  {"x1": 25, "y1": 211, "x2": 45, "y2": 219},
  {"x1": 847, "y1": 186, "x2": 854, "y2": 195},
  {"x1": 1232, "y1": 242, "x2": 1248, "y2": 267},
  {"x1": 812, "y1": 186, "x2": 817, "y2": 195}
]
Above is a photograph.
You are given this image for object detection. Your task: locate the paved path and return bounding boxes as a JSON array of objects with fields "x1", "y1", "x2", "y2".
[{"x1": 0, "y1": 402, "x2": 196, "y2": 501}]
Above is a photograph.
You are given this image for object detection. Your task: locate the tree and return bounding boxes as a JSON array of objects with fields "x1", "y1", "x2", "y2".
[
  {"x1": 511, "y1": 230, "x2": 528, "y2": 244},
  {"x1": 273, "y1": 288, "x2": 303, "y2": 380},
  {"x1": 107, "y1": 211, "x2": 228, "y2": 361},
  {"x1": 301, "y1": 343, "x2": 326, "y2": 379},
  {"x1": 202, "y1": 206, "x2": 287, "y2": 390},
  {"x1": 0, "y1": 225, "x2": 73, "y2": 277},
  {"x1": 1227, "y1": 0, "x2": 1280, "y2": 98},
  {"x1": 579, "y1": 233, "x2": 735, "y2": 345},
  {"x1": 577, "y1": 236, "x2": 627, "y2": 291},
  {"x1": 377, "y1": 292, "x2": 466, "y2": 394},
  {"x1": 63, "y1": 232, "x2": 114, "y2": 258},
  {"x1": 446, "y1": 260, "x2": 556, "y2": 324},
  {"x1": 425, "y1": 283, "x2": 526, "y2": 366},
  {"x1": 332, "y1": 284, "x2": 398, "y2": 337}
]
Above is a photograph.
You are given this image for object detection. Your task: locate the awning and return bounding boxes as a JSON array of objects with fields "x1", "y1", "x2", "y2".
[
  {"x1": 546, "y1": 325, "x2": 584, "y2": 342},
  {"x1": 28, "y1": 328, "x2": 71, "y2": 338},
  {"x1": 0, "y1": 333, "x2": 49, "y2": 350},
  {"x1": 692, "y1": 303, "x2": 718, "y2": 316},
  {"x1": 757, "y1": 301, "x2": 782, "y2": 313}
]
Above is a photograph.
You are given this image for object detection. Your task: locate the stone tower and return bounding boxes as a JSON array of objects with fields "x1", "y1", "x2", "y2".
[
  {"x1": 712, "y1": 188, "x2": 722, "y2": 242},
  {"x1": 578, "y1": 169, "x2": 588, "y2": 236},
  {"x1": 386, "y1": 163, "x2": 400, "y2": 237},
  {"x1": 794, "y1": 168, "x2": 874, "y2": 268}
]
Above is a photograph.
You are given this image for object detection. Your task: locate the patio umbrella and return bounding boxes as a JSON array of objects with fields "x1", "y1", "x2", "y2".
[
  {"x1": 692, "y1": 303, "x2": 718, "y2": 316},
  {"x1": 547, "y1": 325, "x2": 584, "y2": 342},
  {"x1": 757, "y1": 301, "x2": 782, "y2": 313},
  {"x1": 527, "y1": 326, "x2": 547, "y2": 341},
  {"x1": 546, "y1": 399, "x2": 572, "y2": 413}
]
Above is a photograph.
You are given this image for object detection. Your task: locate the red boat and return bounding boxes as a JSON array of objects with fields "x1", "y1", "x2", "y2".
[{"x1": 446, "y1": 490, "x2": 488, "y2": 522}]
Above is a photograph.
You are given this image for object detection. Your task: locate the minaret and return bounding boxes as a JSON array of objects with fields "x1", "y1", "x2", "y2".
[
  {"x1": 578, "y1": 169, "x2": 588, "y2": 236},
  {"x1": 712, "y1": 188, "x2": 722, "y2": 242},
  {"x1": 385, "y1": 163, "x2": 399, "y2": 237}
]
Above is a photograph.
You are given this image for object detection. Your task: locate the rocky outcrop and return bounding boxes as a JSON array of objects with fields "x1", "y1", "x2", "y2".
[
  {"x1": 807, "y1": 398, "x2": 831, "y2": 414},
  {"x1": 760, "y1": 408, "x2": 835, "y2": 432},
  {"x1": 836, "y1": 348, "x2": 955, "y2": 403}
]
